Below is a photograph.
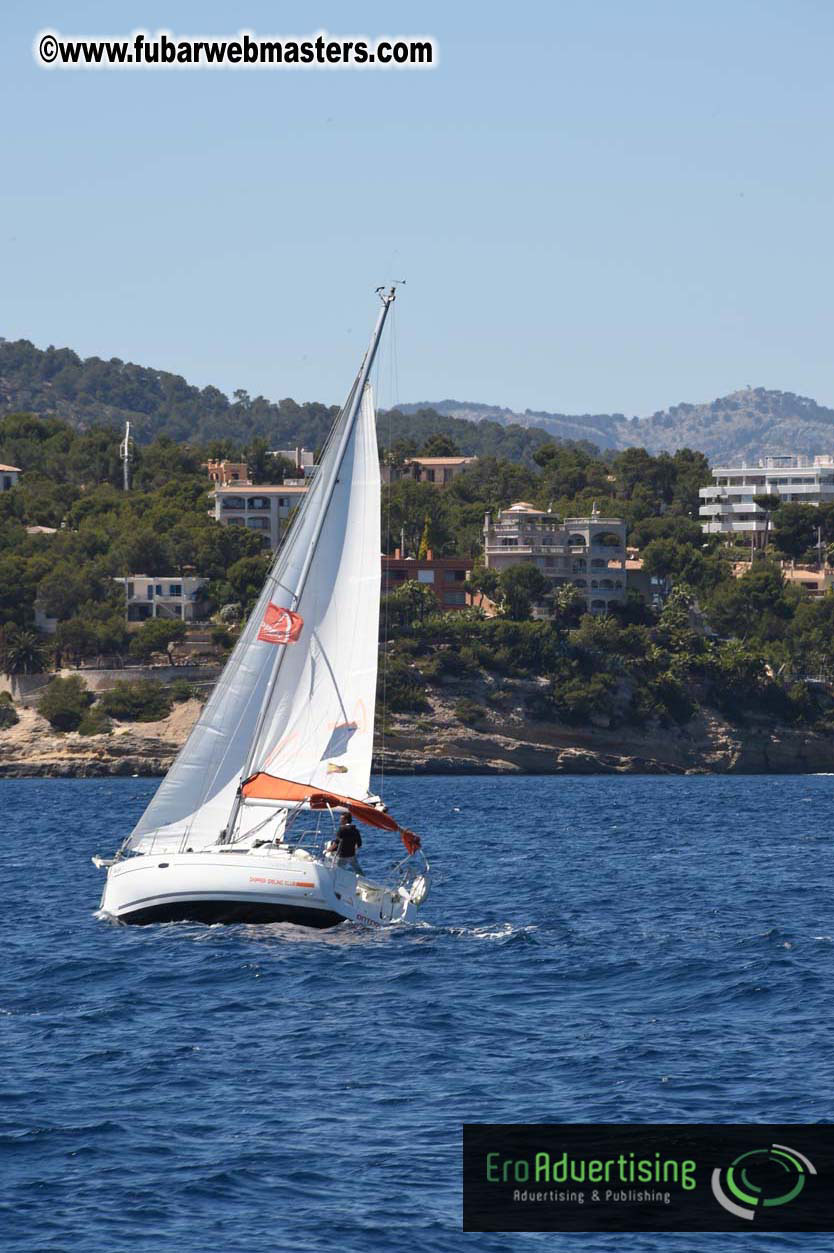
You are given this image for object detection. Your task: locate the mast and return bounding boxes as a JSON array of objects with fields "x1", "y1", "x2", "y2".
[
  {"x1": 222, "y1": 286, "x2": 397, "y2": 842},
  {"x1": 120, "y1": 421, "x2": 133, "y2": 491}
]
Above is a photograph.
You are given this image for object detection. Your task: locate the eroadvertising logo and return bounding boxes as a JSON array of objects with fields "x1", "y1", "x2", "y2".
[{"x1": 462, "y1": 1125, "x2": 834, "y2": 1232}]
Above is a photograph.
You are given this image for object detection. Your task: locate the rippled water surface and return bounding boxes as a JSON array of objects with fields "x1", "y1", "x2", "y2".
[{"x1": 2, "y1": 774, "x2": 833, "y2": 1252}]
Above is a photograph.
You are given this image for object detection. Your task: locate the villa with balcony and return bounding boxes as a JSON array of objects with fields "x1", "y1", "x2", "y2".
[
  {"x1": 699, "y1": 454, "x2": 834, "y2": 545},
  {"x1": 382, "y1": 455, "x2": 478, "y2": 488},
  {"x1": 213, "y1": 483, "x2": 308, "y2": 550},
  {"x1": 114, "y1": 575, "x2": 209, "y2": 622},
  {"x1": 483, "y1": 503, "x2": 627, "y2": 614}
]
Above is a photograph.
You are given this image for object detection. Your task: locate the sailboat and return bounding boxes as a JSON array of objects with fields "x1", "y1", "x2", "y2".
[{"x1": 94, "y1": 288, "x2": 430, "y2": 928}]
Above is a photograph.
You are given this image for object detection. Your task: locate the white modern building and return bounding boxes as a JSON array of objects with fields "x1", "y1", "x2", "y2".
[
  {"x1": 699, "y1": 455, "x2": 834, "y2": 545},
  {"x1": 213, "y1": 484, "x2": 308, "y2": 551},
  {"x1": 483, "y1": 503, "x2": 628, "y2": 614},
  {"x1": 272, "y1": 447, "x2": 317, "y2": 478},
  {"x1": 0, "y1": 463, "x2": 21, "y2": 491},
  {"x1": 114, "y1": 575, "x2": 209, "y2": 622}
]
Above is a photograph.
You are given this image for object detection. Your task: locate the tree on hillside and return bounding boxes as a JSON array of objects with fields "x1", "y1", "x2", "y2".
[
  {"x1": 421, "y1": 434, "x2": 460, "y2": 457},
  {"x1": 551, "y1": 582, "x2": 587, "y2": 627},
  {"x1": 466, "y1": 567, "x2": 500, "y2": 609},
  {"x1": 132, "y1": 438, "x2": 203, "y2": 490},
  {"x1": 532, "y1": 443, "x2": 609, "y2": 500},
  {"x1": 37, "y1": 675, "x2": 92, "y2": 731},
  {"x1": 449, "y1": 456, "x2": 537, "y2": 508},
  {"x1": 383, "y1": 579, "x2": 437, "y2": 628},
  {"x1": 498, "y1": 564, "x2": 550, "y2": 620},
  {"x1": 113, "y1": 527, "x2": 172, "y2": 578},
  {"x1": 382, "y1": 479, "x2": 452, "y2": 557},
  {"x1": 247, "y1": 438, "x2": 296, "y2": 484},
  {"x1": 381, "y1": 437, "x2": 418, "y2": 468},
  {"x1": 641, "y1": 539, "x2": 725, "y2": 591},
  {"x1": 771, "y1": 502, "x2": 818, "y2": 562},
  {"x1": 611, "y1": 448, "x2": 661, "y2": 500},
  {"x1": 225, "y1": 554, "x2": 272, "y2": 613},
  {"x1": 667, "y1": 448, "x2": 712, "y2": 516},
  {"x1": 705, "y1": 561, "x2": 796, "y2": 642},
  {"x1": 128, "y1": 618, "x2": 187, "y2": 661},
  {"x1": 99, "y1": 679, "x2": 172, "y2": 722},
  {"x1": 36, "y1": 562, "x2": 105, "y2": 621},
  {"x1": 813, "y1": 501, "x2": 834, "y2": 547},
  {"x1": 55, "y1": 603, "x2": 129, "y2": 665},
  {"x1": 628, "y1": 514, "x2": 704, "y2": 549},
  {"x1": 3, "y1": 474, "x2": 78, "y2": 529}
]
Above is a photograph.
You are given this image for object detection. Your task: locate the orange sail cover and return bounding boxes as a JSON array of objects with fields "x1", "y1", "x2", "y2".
[{"x1": 241, "y1": 774, "x2": 399, "y2": 831}]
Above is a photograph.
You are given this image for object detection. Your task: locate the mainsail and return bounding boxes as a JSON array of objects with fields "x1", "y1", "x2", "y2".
[{"x1": 128, "y1": 295, "x2": 392, "y2": 853}]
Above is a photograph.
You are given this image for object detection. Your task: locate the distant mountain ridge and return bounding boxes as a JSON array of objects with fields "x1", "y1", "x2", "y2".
[
  {"x1": 2, "y1": 336, "x2": 834, "y2": 463},
  {"x1": 400, "y1": 390, "x2": 834, "y2": 463}
]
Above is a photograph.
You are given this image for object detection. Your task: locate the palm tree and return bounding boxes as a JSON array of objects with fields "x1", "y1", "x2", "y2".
[{"x1": 0, "y1": 627, "x2": 47, "y2": 676}]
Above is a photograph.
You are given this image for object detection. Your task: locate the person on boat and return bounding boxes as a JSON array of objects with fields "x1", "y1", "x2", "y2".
[{"x1": 333, "y1": 812, "x2": 363, "y2": 872}]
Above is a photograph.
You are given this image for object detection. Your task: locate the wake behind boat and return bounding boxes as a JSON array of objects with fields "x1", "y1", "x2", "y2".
[{"x1": 94, "y1": 287, "x2": 430, "y2": 928}]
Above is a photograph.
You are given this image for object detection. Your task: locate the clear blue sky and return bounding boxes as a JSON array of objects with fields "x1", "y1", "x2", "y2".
[{"x1": 3, "y1": 0, "x2": 834, "y2": 418}]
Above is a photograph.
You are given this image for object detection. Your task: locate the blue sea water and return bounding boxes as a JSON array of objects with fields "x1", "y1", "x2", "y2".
[{"x1": 1, "y1": 774, "x2": 833, "y2": 1253}]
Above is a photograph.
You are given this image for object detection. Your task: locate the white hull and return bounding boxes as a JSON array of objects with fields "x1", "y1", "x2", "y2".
[{"x1": 98, "y1": 846, "x2": 425, "y2": 928}]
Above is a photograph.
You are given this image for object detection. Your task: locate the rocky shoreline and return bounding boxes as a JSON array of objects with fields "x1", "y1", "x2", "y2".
[{"x1": 1, "y1": 694, "x2": 834, "y2": 779}]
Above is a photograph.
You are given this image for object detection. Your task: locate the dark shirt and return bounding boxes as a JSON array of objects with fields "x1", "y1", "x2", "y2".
[{"x1": 336, "y1": 822, "x2": 362, "y2": 858}]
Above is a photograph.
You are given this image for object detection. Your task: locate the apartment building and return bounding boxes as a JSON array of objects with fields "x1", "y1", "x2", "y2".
[
  {"x1": 483, "y1": 503, "x2": 628, "y2": 614},
  {"x1": 699, "y1": 455, "x2": 834, "y2": 545},
  {"x1": 114, "y1": 575, "x2": 209, "y2": 622},
  {"x1": 213, "y1": 484, "x2": 308, "y2": 550},
  {"x1": 382, "y1": 455, "x2": 477, "y2": 488},
  {"x1": 382, "y1": 551, "x2": 473, "y2": 610},
  {"x1": 1, "y1": 463, "x2": 21, "y2": 491}
]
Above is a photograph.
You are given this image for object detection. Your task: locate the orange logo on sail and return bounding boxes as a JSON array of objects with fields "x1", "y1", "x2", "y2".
[{"x1": 257, "y1": 603, "x2": 304, "y2": 645}]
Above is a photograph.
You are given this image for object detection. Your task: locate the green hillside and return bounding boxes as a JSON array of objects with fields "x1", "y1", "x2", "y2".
[{"x1": 0, "y1": 339, "x2": 556, "y2": 465}]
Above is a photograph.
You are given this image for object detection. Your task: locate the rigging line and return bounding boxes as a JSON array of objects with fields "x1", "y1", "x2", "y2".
[
  {"x1": 376, "y1": 317, "x2": 388, "y2": 796},
  {"x1": 371, "y1": 330, "x2": 387, "y2": 797},
  {"x1": 379, "y1": 299, "x2": 399, "y2": 797}
]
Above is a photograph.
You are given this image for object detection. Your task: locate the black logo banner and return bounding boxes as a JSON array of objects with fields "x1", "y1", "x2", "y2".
[{"x1": 463, "y1": 1124, "x2": 834, "y2": 1231}]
